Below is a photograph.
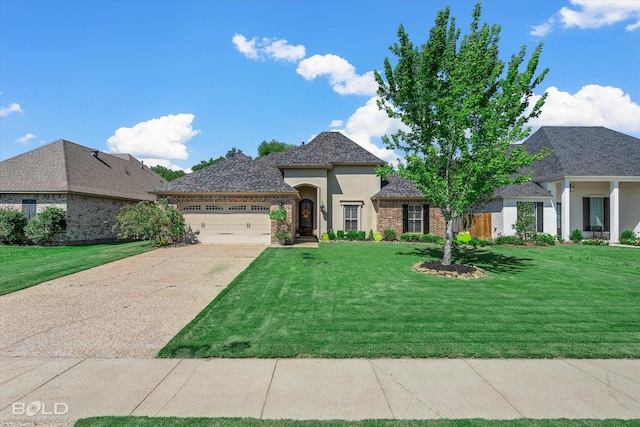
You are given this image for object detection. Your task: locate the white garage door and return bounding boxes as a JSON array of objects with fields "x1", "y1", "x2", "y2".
[{"x1": 181, "y1": 204, "x2": 271, "y2": 243}]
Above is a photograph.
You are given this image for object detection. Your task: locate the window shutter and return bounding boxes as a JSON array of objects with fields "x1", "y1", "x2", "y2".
[
  {"x1": 536, "y1": 202, "x2": 544, "y2": 233},
  {"x1": 402, "y1": 204, "x2": 408, "y2": 233},
  {"x1": 422, "y1": 205, "x2": 429, "y2": 234},
  {"x1": 604, "y1": 197, "x2": 610, "y2": 231},
  {"x1": 583, "y1": 198, "x2": 590, "y2": 231}
]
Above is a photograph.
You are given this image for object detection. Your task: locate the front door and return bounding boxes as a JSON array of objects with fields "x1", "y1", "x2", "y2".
[{"x1": 299, "y1": 199, "x2": 313, "y2": 236}]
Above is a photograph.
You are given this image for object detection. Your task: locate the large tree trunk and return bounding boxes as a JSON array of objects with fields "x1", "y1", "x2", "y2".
[{"x1": 442, "y1": 219, "x2": 453, "y2": 266}]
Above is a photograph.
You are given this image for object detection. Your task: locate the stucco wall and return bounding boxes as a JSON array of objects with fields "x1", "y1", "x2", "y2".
[
  {"x1": 501, "y1": 198, "x2": 556, "y2": 237},
  {"x1": 328, "y1": 165, "x2": 380, "y2": 233},
  {"x1": 619, "y1": 182, "x2": 640, "y2": 234}
]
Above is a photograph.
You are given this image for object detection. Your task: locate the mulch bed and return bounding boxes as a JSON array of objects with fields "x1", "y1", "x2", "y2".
[{"x1": 413, "y1": 261, "x2": 485, "y2": 279}]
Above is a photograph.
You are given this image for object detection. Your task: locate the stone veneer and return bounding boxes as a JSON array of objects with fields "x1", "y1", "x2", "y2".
[
  {"x1": 167, "y1": 195, "x2": 295, "y2": 243},
  {"x1": 376, "y1": 199, "x2": 446, "y2": 238},
  {"x1": 0, "y1": 193, "x2": 136, "y2": 244}
]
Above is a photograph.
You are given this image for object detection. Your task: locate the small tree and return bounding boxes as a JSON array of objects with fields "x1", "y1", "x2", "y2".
[
  {"x1": 113, "y1": 199, "x2": 186, "y2": 245},
  {"x1": 375, "y1": 3, "x2": 549, "y2": 265},
  {"x1": 24, "y1": 207, "x2": 67, "y2": 245},
  {"x1": 0, "y1": 207, "x2": 28, "y2": 244},
  {"x1": 269, "y1": 207, "x2": 291, "y2": 242},
  {"x1": 257, "y1": 140, "x2": 296, "y2": 157},
  {"x1": 513, "y1": 202, "x2": 536, "y2": 240}
]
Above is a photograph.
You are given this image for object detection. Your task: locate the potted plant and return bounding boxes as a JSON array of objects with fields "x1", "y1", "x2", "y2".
[{"x1": 270, "y1": 207, "x2": 291, "y2": 245}]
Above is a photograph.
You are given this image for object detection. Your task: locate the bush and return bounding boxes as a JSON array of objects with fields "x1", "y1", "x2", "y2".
[
  {"x1": 383, "y1": 229, "x2": 397, "y2": 241},
  {"x1": 620, "y1": 230, "x2": 637, "y2": 240},
  {"x1": 569, "y1": 229, "x2": 584, "y2": 243},
  {"x1": 24, "y1": 207, "x2": 67, "y2": 245},
  {"x1": 327, "y1": 229, "x2": 336, "y2": 240},
  {"x1": 582, "y1": 239, "x2": 609, "y2": 246},
  {"x1": 345, "y1": 229, "x2": 359, "y2": 240},
  {"x1": 357, "y1": 231, "x2": 366, "y2": 240},
  {"x1": 421, "y1": 233, "x2": 444, "y2": 244},
  {"x1": 468, "y1": 238, "x2": 491, "y2": 247},
  {"x1": 535, "y1": 233, "x2": 556, "y2": 246},
  {"x1": 368, "y1": 230, "x2": 374, "y2": 240},
  {"x1": 113, "y1": 199, "x2": 186, "y2": 245},
  {"x1": 0, "y1": 207, "x2": 27, "y2": 244},
  {"x1": 456, "y1": 231, "x2": 472, "y2": 244},
  {"x1": 337, "y1": 230, "x2": 345, "y2": 240},
  {"x1": 321, "y1": 233, "x2": 329, "y2": 241},
  {"x1": 620, "y1": 238, "x2": 640, "y2": 246},
  {"x1": 400, "y1": 233, "x2": 421, "y2": 242},
  {"x1": 494, "y1": 235, "x2": 525, "y2": 245},
  {"x1": 373, "y1": 232, "x2": 382, "y2": 241}
]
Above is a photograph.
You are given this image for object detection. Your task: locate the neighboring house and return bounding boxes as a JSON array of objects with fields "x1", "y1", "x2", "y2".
[
  {"x1": 0, "y1": 139, "x2": 166, "y2": 244},
  {"x1": 151, "y1": 131, "x2": 446, "y2": 243},
  {"x1": 481, "y1": 126, "x2": 640, "y2": 242}
]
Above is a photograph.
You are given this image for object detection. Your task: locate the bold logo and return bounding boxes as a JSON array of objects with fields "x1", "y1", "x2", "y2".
[{"x1": 12, "y1": 400, "x2": 69, "y2": 416}]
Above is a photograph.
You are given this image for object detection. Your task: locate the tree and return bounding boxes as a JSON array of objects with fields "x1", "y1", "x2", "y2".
[
  {"x1": 375, "y1": 3, "x2": 549, "y2": 266},
  {"x1": 113, "y1": 199, "x2": 186, "y2": 245},
  {"x1": 24, "y1": 207, "x2": 67, "y2": 245},
  {"x1": 150, "y1": 165, "x2": 186, "y2": 181},
  {"x1": 257, "y1": 139, "x2": 295, "y2": 157},
  {"x1": 191, "y1": 147, "x2": 245, "y2": 171}
]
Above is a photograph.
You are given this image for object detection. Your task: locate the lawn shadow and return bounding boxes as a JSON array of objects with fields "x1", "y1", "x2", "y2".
[{"x1": 396, "y1": 245, "x2": 534, "y2": 274}]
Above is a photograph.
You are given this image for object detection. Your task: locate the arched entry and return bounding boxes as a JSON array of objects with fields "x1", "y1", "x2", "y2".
[{"x1": 299, "y1": 199, "x2": 314, "y2": 236}]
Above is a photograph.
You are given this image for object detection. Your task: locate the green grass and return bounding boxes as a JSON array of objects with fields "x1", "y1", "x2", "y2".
[
  {"x1": 159, "y1": 242, "x2": 640, "y2": 359},
  {"x1": 0, "y1": 241, "x2": 154, "y2": 295},
  {"x1": 74, "y1": 417, "x2": 640, "y2": 427}
]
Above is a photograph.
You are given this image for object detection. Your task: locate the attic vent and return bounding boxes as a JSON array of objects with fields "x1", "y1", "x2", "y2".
[{"x1": 91, "y1": 149, "x2": 99, "y2": 157}]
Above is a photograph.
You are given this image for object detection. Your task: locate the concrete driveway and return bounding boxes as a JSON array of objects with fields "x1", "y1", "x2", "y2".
[{"x1": 0, "y1": 244, "x2": 267, "y2": 358}]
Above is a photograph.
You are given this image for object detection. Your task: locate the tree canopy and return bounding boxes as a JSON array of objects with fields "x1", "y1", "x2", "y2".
[
  {"x1": 257, "y1": 139, "x2": 296, "y2": 157},
  {"x1": 191, "y1": 147, "x2": 244, "y2": 171},
  {"x1": 375, "y1": 3, "x2": 549, "y2": 265},
  {"x1": 150, "y1": 165, "x2": 186, "y2": 181}
]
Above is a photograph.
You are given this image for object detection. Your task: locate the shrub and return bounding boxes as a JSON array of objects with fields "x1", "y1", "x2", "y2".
[
  {"x1": 24, "y1": 207, "x2": 67, "y2": 245},
  {"x1": 456, "y1": 231, "x2": 472, "y2": 244},
  {"x1": 337, "y1": 230, "x2": 345, "y2": 240},
  {"x1": 345, "y1": 229, "x2": 359, "y2": 240},
  {"x1": 327, "y1": 229, "x2": 336, "y2": 240},
  {"x1": 373, "y1": 232, "x2": 382, "y2": 241},
  {"x1": 421, "y1": 233, "x2": 444, "y2": 244},
  {"x1": 113, "y1": 199, "x2": 186, "y2": 245},
  {"x1": 620, "y1": 230, "x2": 637, "y2": 241},
  {"x1": 383, "y1": 229, "x2": 397, "y2": 241},
  {"x1": 368, "y1": 229, "x2": 374, "y2": 240},
  {"x1": 357, "y1": 231, "x2": 366, "y2": 240},
  {"x1": 400, "y1": 233, "x2": 421, "y2": 242},
  {"x1": 535, "y1": 233, "x2": 556, "y2": 246},
  {"x1": 494, "y1": 235, "x2": 525, "y2": 245},
  {"x1": 321, "y1": 233, "x2": 329, "y2": 241},
  {"x1": 569, "y1": 229, "x2": 584, "y2": 243},
  {"x1": 468, "y1": 238, "x2": 491, "y2": 247},
  {"x1": 582, "y1": 239, "x2": 609, "y2": 246},
  {"x1": 620, "y1": 238, "x2": 640, "y2": 246},
  {"x1": 0, "y1": 207, "x2": 27, "y2": 244}
]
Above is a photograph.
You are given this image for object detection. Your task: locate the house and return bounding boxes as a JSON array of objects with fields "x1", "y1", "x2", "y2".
[
  {"x1": 151, "y1": 131, "x2": 446, "y2": 243},
  {"x1": 0, "y1": 139, "x2": 166, "y2": 244},
  {"x1": 481, "y1": 126, "x2": 640, "y2": 242}
]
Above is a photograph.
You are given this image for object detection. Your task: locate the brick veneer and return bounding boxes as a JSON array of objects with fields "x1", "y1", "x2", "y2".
[{"x1": 376, "y1": 199, "x2": 446, "y2": 238}]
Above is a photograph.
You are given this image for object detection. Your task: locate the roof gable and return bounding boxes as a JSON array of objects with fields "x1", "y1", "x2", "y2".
[
  {"x1": 524, "y1": 126, "x2": 640, "y2": 180},
  {"x1": 372, "y1": 175, "x2": 425, "y2": 199},
  {"x1": 0, "y1": 140, "x2": 165, "y2": 201}
]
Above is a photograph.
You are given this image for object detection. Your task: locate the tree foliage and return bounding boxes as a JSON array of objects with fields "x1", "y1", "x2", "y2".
[
  {"x1": 113, "y1": 199, "x2": 186, "y2": 245},
  {"x1": 375, "y1": 3, "x2": 549, "y2": 265},
  {"x1": 257, "y1": 139, "x2": 296, "y2": 157},
  {"x1": 24, "y1": 207, "x2": 67, "y2": 245},
  {"x1": 191, "y1": 147, "x2": 245, "y2": 171},
  {"x1": 0, "y1": 207, "x2": 27, "y2": 244},
  {"x1": 150, "y1": 165, "x2": 186, "y2": 181}
]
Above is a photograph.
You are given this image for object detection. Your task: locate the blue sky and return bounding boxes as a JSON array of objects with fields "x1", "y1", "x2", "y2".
[{"x1": 1, "y1": 0, "x2": 639, "y2": 171}]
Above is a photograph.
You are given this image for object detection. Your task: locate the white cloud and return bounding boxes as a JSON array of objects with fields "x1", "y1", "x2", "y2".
[
  {"x1": 335, "y1": 97, "x2": 404, "y2": 164},
  {"x1": 329, "y1": 119, "x2": 343, "y2": 128},
  {"x1": 232, "y1": 33, "x2": 305, "y2": 62},
  {"x1": 15, "y1": 133, "x2": 36, "y2": 144},
  {"x1": 532, "y1": 0, "x2": 640, "y2": 36},
  {"x1": 530, "y1": 85, "x2": 640, "y2": 133},
  {"x1": 0, "y1": 102, "x2": 23, "y2": 117},
  {"x1": 141, "y1": 158, "x2": 190, "y2": 173},
  {"x1": 107, "y1": 113, "x2": 200, "y2": 160},
  {"x1": 296, "y1": 54, "x2": 378, "y2": 96}
]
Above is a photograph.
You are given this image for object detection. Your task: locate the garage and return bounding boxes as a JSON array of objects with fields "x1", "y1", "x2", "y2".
[{"x1": 181, "y1": 203, "x2": 271, "y2": 243}]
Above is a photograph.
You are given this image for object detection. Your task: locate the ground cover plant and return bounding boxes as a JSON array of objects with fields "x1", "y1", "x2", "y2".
[
  {"x1": 75, "y1": 417, "x2": 640, "y2": 427},
  {"x1": 0, "y1": 241, "x2": 153, "y2": 295},
  {"x1": 159, "y1": 242, "x2": 640, "y2": 359}
]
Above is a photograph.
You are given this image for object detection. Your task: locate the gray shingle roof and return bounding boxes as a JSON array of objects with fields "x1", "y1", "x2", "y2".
[
  {"x1": 372, "y1": 175, "x2": 425, "y2": 199},
  {"x1": 152, "y1": 153, "x2": 298, "y2": 194},
  {"x1": 0, "y1": 140, "x2": 165, "y2": 201},
  {"x1": 524, "y1": 126, "x2": 640, "y2": 180},
  {"x1": 494, "y1": 181, "x2": 551, "y2": 198}
]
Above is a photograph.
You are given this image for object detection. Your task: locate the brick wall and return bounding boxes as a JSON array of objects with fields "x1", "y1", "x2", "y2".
[{"x1": 376, "y1": 199, "x2": 446, "y2": 238}]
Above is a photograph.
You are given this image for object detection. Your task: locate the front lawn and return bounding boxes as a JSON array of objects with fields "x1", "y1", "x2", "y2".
[
  {"x1": 159, "y1": 242, "x2": 640, "y2": 359},
  {"x1": 0, "y1": 241, "x2": 153, "y2": 295}
]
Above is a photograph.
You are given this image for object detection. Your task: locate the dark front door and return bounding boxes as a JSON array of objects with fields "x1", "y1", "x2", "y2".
[{"x1": 299, "y1": 199, "x2": 314, "y2": 236}]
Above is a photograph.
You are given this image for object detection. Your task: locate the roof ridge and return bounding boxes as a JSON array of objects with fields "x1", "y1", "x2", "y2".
[{"x1": 61, "y1": 140, "x2": 72, "y2": 192}]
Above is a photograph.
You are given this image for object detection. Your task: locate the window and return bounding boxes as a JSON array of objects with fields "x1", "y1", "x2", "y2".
[
  {"x1": 228, "y1": 205, "x2": 247, "y2": 211},
  {"x1": 556, "y1": 202, "x2": 562, "y2": 236},
  {"x1": 583, "y1": 197, "x2": 610, "y2": 231},
  {"x1": 344, "y1": 205, "x2": 358, "y2": 232},
  {"x1": 182, "y1": 205, "x2": 201, "y2": 211},
  {"x1": 205, "y1": 205, "x2": 223, "y2": 211},
  {"x1": 402, "y1": 204, "x2": 429, "y2": 234},
  {"x1": 22, "y1": 199, "x2": 36, "y2": 220}
]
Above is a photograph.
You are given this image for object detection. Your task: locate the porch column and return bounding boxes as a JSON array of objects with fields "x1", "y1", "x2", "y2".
[
  {"x1": 561, "y1": 179, "x2": 571, "y2": 242},
  {"x1": 610, "y1": 180, "x2": 620, "y2": 242},
  {"x1": 317, "y1": 186, "x2": 322, "y2": 237}
]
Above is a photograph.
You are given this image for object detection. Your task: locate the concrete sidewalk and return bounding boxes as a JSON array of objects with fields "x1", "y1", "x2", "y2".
[{"x1": 1, "y1": 357, "x2": 639, "y2": 425}]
